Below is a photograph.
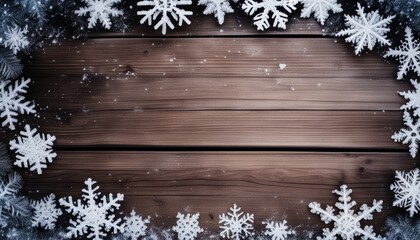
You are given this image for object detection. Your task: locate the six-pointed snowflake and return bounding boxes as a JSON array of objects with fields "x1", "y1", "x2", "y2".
[
  {"x1": 75, "y1": 0, "x2": 123, "y2": 29},
  {"x1": 59, "y1": 178, "x2": 124, "y2": 240},
  {"x1": 3, "y1": 25, "x2": 29, "y2": 55},
  {"x1": 0, "y1": 78, "x2": 36, "y2": 130},
  {"x1": 123, "y1": 210, "x2": 150, "y2": 240},
  {"x1": 399, "y1": 79, "x2": 420, "y2": 117},
  {"x1": 384, "y1": 27, "x2": 420, "y2": 80},
  {"x1": 219, "y1": 204, "x2": 254, "y2": 239},
  {"x1": 299, "y1": 0, "x2": 342, "y2": 25},
  {"x1": 390, "y1": 168, "x2": 420, "y2": 217},
  {"x1": 336, "y1": 3, "x2": 395, "y2": 55},
  {"x1": 263, "y1": 220, "x2": 295, "y2": 240},
  {"x1": 137, "y1": 0, "x2": 193, "y2": 35},
  {"x1": 10, "y1": 124, "x2": 56, "y2": 175},
  {"x1": 199, "y1": 0, "x2": 238, "y2": 25},
  {"x1": 31, "y1": 193, "x2": 63, "y2": 230},
  {"x1": 242, "y1": 0, "x2": 298, "y2": 31},
  {"x1": 172, "y1": 212, "x2": 204, "y2": 240},
  {"x1": 392, "y1": 111, "x2": 420, "y2": 158},
  {"x1": 309, "y1": 185, "x2": 383, "y2": 240}
]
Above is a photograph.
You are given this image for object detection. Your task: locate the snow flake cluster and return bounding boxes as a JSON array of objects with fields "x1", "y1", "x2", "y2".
[
  {"x1": 392, "y1": 111, "x2": 420, "y2": 158},
  {"x1": 263, "y1": 220, "x2": 295, "y2": 240},
  {"x1": 31, "y1": 193, "x2": 63, "y2": 230},
  {"x1": 172, "y1": 212, "x2": 203, "y2": 240},
  {"x1": 199, "y1": 0, "x2": 238, "y2": 25},
  {"x1": 219, "y1": 204, "x2": 254, "y2": 239},
  {"x1": 123, "y1": 210, "x2": 150, "y2": 240},
  {"x1": 3, "y1": 25, "x2": 29, "y2": 55},
  {"x1": 299, "y1": 0, "x2": 342, "y2": 26},
  {"x1": 75, "y1": 0, "x2": 123, "y2": 29},
  {"x1": 390, "y1": 168, "x2": 420, "y2": 217}
]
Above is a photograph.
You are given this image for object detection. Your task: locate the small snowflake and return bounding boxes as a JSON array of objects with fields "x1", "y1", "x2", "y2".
[
  {"x1": 263, "y1": 220, "x2": 295, "y2": 240},
  {"x1": 390, "y1": 168, "x2": 420, "y2": 217},
  {"x1": 75, "y1": 0, "x2": 123, "y2": 29},
  {"x1": 172, "y1": 212, "x2": 203, "y2": 240},
  {"x1": 59, "y1": 178, "x2": 124, "y2": 240},
  {"x1": 309, "y1": 185, "x2": 383, "y2": 240},
  {"x1": 336, "y1": 3, "x2": 394, "y2": 55},
  {"x1": 123, "y1": 210, "x2": 150, "y2": 240},
  {"x1": 0, "y1": 78, "x2": 36, "y2": 130},
  {"x1": 198, "y1": 0, "x2": 238, "y2": 25},
  {"x1": 299, "y1": 0, "x2": 342, "y2": 25},
  {"x1": 3, "y1": 25, "x2": 29, "y2": 54},
  {"x1": 31, "y1": 193, "x2": 63, "y2": 230},
  {"x1": 137, "y1": 0, "x2": 193, "y2": 35},
  {"x1": 242, "y1": 0, "x2": 298, "y2": 31},
  {"x1": 399, "y1": 79, "x2": 420, "y2": 117},
  {"x1": 384, "y1": 27, "x2": 420, "y2": 80},
  {"x1": 10, "y1": 124, "x2": 56, "y2": 175},
  {"x1": 219, "y1": 204, "x2": 254, "y2": 239},
  {"x1": 392, "y1": 111, "x2": 420, "y2": 158}
]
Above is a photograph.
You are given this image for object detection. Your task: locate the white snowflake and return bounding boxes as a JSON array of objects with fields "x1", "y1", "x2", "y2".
[
  {"x1": 299, "y1": 0, "x2": 342, "y2": 25},
  {"x1": 309, "y1": 185, "x2": 383, "y2": 240},
  {"x1": 9, "y1": 124, "x2": 56, "y2": 175},
  {"x1": 3, "y1": 25, "x2": 29, "y2": 54},
  {"x1": 263, "y1": 220, "x2": 295, "y2": 240},
  {"x1": 59, "y1": 178, "x2": 124, "y2": 240},
  {"x1": 392, "y1": 111, "x2": 420, "y2": 158},
  {"x1": 336, "y1": 3, "x2": 394, "y2": 55},
  {"x1": 0, "y1": 78, "x2": 36, "y2": 130},
  {"x1": 390, "y1": 168, "x2": 420, "y2": 217},
  {"x1": 399, "y1": 79, "x2": 420, "y2": 117},
  {"x1": 242, "y1": 0, "x2": 298, "y2": 31},
  {"x1": 384, "y1": 27, "x2": 420, "y2": 80},
  {"x1": 219, "y1": 204, "x2": 254, "y2": 239},
  {"x1": 75, "y1": 0, "x2": 123, "y2": 29},
  {"x1": 172, "y1": 212, "x2": 203, "y2": 240},
  {"x1": 31, "y1": 193, "x2": 63, "y2": 230},
  {"x1": 137, "y1": 0, "x2": 193, "y2": 35},
  {"x1": 198, "y1": 0, "x2": 238, "y2": 25},
  {"x1": 123, "y1": 210, "x2": 150, "y2": 240}
]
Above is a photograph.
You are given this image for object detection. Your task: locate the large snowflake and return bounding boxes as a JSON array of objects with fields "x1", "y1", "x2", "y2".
[
  {"x1": 384, "y1": 27, "x2": 420, "y2": 80},
  {"x1": 0, "y1": 78, "x2": 36, "y2": 131},
  {"x1": 123, "y1": 210, "x2": 150, "y2": 240},
  {"x1": 137, "y1": 0, "x2": 193, "y2": 35},
  {"x1": 219, "y1": 204, "x2": 254, "y2": 239},
  {"x1": 309, "y1": 185, "x2": 383, "y2": 240},
  {"x1": 59, "y1": 178, "x2": 124, "y2": 240},
  {"x1": 299, "y1": 0, "x2": 342, "y2": 26},
  {"x1": 263, "y1": 220, "x2": 295, "y2": 240},
  {"x1": 9, "y1": 124, "x2": 56, "y2": 175},
  {"x1": 75, "y1": 0, "x2": 123, "y2": 29},
  {"x1": 31, "y1": 193, "x2": 63, "y2": 230},
  {"x1": 172, "y1": 212, "x2": 203, "y2": 240},
  {"x1": 392, "y1": 111, "x2": 420, "y2": 158},
  {"x1": 399, "y1": 79, "x2": 420, "y2": 117},
  {"x1": 3, "y1": 25, "x2": 29, "y2": 54},
  {"x1": 198, "y1": 0, "x2": 238, "y2": 25},
  {"x1": 336, "y1": 3, "x2": 394, "y2": 55},
  {"x1": 242, "y1": 0, "x2": 298, "y2": 31},
  {"x1": 390, "y1": 168, "x2": 420, "y2": 217}
]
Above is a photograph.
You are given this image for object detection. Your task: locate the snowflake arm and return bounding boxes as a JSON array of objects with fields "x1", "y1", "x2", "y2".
[
  {"x1": 399, "y1": 79, "x2": 420, "y2": 117},
  {"x1": 172, "y1": 212, "x2": 203, "y2": 240},
  {"x1": 390, "y1": 168, "x2": 420, "y2": 217},
  {"x1": 75, "y1": 0, "x2": 123, "y2": 29},
  {"x1": 392, "y1": 111, "x2": 420, "y2": 158},
  {"x1": 263, "y1": 220, "x2": 295, "y2": 240},
  {"x1": 3, "y1": 25, "x2": 29, "y2": 55},
  {"x1": 123, "y1": 210, "x2": 150, "y2": 240},
  {"x1": 198, "y1": 0, "x2": 238, "y2": 25},
  {"x1": 31, "y1": 193, "x2": 63, "y2": 230},
  {"x1": 384, "y1": 27, "x2": 420, "y2": 80},
  {"x1": 299, "y1": 0, "x2": 343, "y2": 25},
  {"x1": 219, "y1": 204, "x2": 254, "y2": 239}
]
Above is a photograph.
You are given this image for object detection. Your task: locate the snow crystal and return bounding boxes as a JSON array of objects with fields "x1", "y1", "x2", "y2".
[
  {"x1": 198, "y1": 0, "x2": 238, "y2": 25},
  {"x1": 263, "y1": 220, "x2": 295, "y2": 240},
  {"x1": 390, "y1": 168, "x2": 420, "y2": 217},
  {"x1": 172, "y1": 212, "x2": 204, "y2": 240},
  {"x1": 219, "y1": 204, "x2": 254, "y2": 239},
  {"x1": 31, "y1": 193, "x2": 63, "y2": 230},
  {"x1": 392, "y1": 111, "x2": 420, "y2": 158},
  {"x1": 399, "y1": 79, "x2": 420, "y2": 117},
  {"x1": 75, "y1": 0, "x2": 123, "y2": 29},
  {"x1": 123, "y1": 210, "x2": 150, "y2": 240},
  {"x1": 300, "y1": 0, "x2": 342, "y2": 25},
  {"x1": 3, "y1": 25, "x2": 29, "y2": 54}
]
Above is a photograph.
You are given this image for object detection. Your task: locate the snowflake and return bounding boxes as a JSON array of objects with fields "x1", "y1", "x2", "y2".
[
  {"x1": 31, "y1": 193, "x2": 63, "y2": 230},
  {"x1": 172, "y1": 212, "x2": 203, "y2": 240},
  {"x1": 219, "y1": 204, "x2": 254, "y2": 239},
  {"x1": 3, "y1": 25, "x2": 29, "y2": 54},
  {"x1": 198, "y1": 0, "x2": 238, "y2": 25},
  {"x1": 59, "y1": 178, "x2": 124, "y2": 240},
  {"x1": 0, "y1": 78, "x2": 36, "y2": 130},
  {"x1": 392, "y1": 111, "x2": 420, "y2": 158},
  {"x1": 399, "y1": 79, "x2": 420, "y2": 117},
  {"x1": 123, "y1": 210, "x2": 150, "y2": 240},
  {"x1": 309, "y1": 185, "x2": 383, "y2": 240},
  {"x1": 137, "y1": 0, "x2": 193, "y2": 35},
  {"x1": 384, "y1": 27, "x2": 420, "y2": 80},
  {"x1": 336, "y1": 3, "x2": 394, "y2": 55},
  {"x1": 242, "y1": 0, "x2": 298, "y2": 31},
  {"x1": 390, "y1": 168, "x2": 420, "y2": 217},
  {"x1": 262, "y1": 220, "x2": 295, "y2": 240},
  {"x1": 299, "y1": 0, "x2": 342, "y2": 26},
  {"x1": 75, "y1": 0, "x2": 123, "y2": 29},
  {"x1": 9, "y1": 124, "x2": 56, "y2": 175}
]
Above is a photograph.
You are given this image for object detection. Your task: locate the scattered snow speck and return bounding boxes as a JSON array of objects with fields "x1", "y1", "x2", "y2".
[{"x1": 279, "y1": 63, "x2": 287, "y2": 70}]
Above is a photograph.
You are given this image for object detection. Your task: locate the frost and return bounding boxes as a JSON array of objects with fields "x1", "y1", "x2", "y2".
[
  {"x1": 3, "y1": 25, "x2": 29, "y2": 55},
  {"x1": 391, "y1": 111, "x2": 420, "y2": 158},
  {"x1": 390, "y1": 168, "x2": 420, "y2": 217},
  {"x1": 242, "y1": 0, "x2": 298, "y2": 31},
  {"x1": 336, "y1": 3, "x2": 394, "y2": 55},
  {"x1": 219, "y1": 204, "x2": 254, "y2": 239},
  {"x1": 10, "y1": 124, "x2": 56, "y2": 175},
  {"x1": 263, "y1": 220, "x2": 295, "y2": 240},
  {"x1": 399, "y1": 79, "x2": 420, "y2": 117},
  {"x1": 172, "y1": 212, "x2": 203, "y2": 240},
  {"x1": 300, "y1": 0, "x2": 342, "y2": 25},
  {"x1": 198, "y1": 0, "x2": 238, "y2": 25},
  {"x1": 75, "y1": 0, "x2": 123, "y2": 29},
  {"x1": 59, "y1": 178, "x2": 124, "y2": 240},
  {"x1": 309, "y1": 185, "x2": 383, "y2": 240},
  {"x1": 31, "y1": 193, "x2": 63, "y2": 230},
  {"x1": 123, "y1": 210, "x2": 150, "y2": 240}
]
